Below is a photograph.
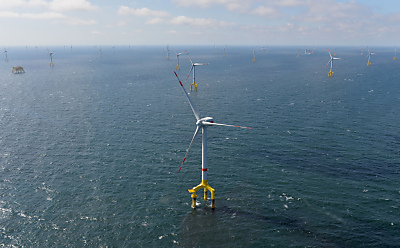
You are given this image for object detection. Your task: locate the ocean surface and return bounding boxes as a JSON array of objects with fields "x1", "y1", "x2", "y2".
[{"x1": 0, "y1": 45, "x2": 399, "y2": 247}]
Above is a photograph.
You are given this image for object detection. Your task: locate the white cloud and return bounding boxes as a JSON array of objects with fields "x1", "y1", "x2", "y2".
[
  {"x1": 91, "y1": 30, "x2": 103, "y2": 35},
  {"x1": 146, "y1": 17, "x2": 165, "y2": 25},
  {"x1": 0, "y1": 10, "x2": 97, "y2": 28},
  {"x1": 0, "y1": 0, "x2": 97, "y2": 11},
  {"x1": 122, "y1": 30, "x2": 143, "y2": 36},
  {"x1": 67, "y1": 17, "x2": 97, "y2": 25},
  {"x1": 165, "y1": 30, "x2": 178, "y2": 34},
  {"x1": 169, "y1": 15, "x2": 235, "y2": 28},
  {"x1": 0, "y1": 0, "x2": 98, "y2": 27},
  {"x1": 118, "y1": 6, "x2": 170, "y2": 17},
  {"x1": 0, "y1": 11, "x2": 20, "y2": 18},
  {"x1": 0, "y1": 11, "x2": 65, "y2": 19},
  {"x1": 275, "y1": 0, "x2": 307, "y2": 7},
  {"x1": 252, "y1": 6, "x2": 282, "y2": 18},
  {"x1": 0, "y1": 0, "x2": 47, "y2": 9},
  {"x1": 172, "y1": 0, "x2": 243, "y2": 9},
  {"x1": 49, "y1": 0, "x2": 98, "y2": 12}
]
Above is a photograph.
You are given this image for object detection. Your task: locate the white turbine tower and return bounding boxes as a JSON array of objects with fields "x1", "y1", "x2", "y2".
[
  {"x1": 325, "y1": 48, "x2": 343, "y2": 77},
  {"x1": 174, "y1": 71, "x2": 251, "y2": 209},
  {"x1": 185, "y1": 50, "x2": 208, "y2": 91}
]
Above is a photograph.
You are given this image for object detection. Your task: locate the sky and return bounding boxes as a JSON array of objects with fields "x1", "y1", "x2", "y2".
[{"x1": 0, "y1": 0, "x2": 399, "y2": 47}]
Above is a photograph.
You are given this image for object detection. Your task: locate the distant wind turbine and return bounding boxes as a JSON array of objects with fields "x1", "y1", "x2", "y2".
[
  {"x1": 166, "y1": 45, "x2": 170, "y2": 60},
  {"x1": 325, "y1": 48, "x2": 343, "y2": 77},
  {"x1": 394, "y1": 47, "x2": 397, "y2": 61},
  {"x1": 47, "y1": 49, "x2": 54, "y2": 67},
  {"x1": 366, "y1": 47, "x2": 375, "y2": 66},
  {"x1": 185, "y1": 50, "x2": 209, "y2": 91},
  {"x1": 174, "y1": 51, "x2": 183, "y2": 70},
  {"x1": 4, "y1": 49, "x2": 8, "y2": 62}
]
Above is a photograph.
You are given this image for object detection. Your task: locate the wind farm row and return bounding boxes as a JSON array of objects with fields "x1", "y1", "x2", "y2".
[
  {"x1": 3, "y1": 45, "x2": 398, "y2": 78},
  {"x1": 168, "y1": 45, "x2": 397, "y2": 85}
]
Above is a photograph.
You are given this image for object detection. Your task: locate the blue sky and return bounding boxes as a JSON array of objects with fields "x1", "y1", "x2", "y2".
[{"x1": 1, "y1": 0, "x2": 399, "y2": 46}]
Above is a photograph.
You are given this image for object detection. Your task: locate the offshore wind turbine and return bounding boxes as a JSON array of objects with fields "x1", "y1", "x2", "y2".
[
  {"x1": 366, "y1": 47, "x2": 375, "y2": 66},
  {"x1": 185, "y1": 50, "x2": 208, "y2": 91},
  {"x1": 252, "y1": 50, "x2": 256, "y2": 62},
  {"x1": 325, "y1": 48, "x2": 343, "y2": 77},
  {"x1": 394, "y1": 47, "x2": 397, "y2": 61},
  {"x1": 173, "y1": 71, "x2": 251, "y2": 209},
  {"x1": 47, "y1": 50, "x2": 54, "y2": 67},
  {"x1": 4, "y1": 49, "x2": 8, "y2": 62},
  {"x1": 165, "y1": 45, "x2": 170, "y2": 60},
  {"x1": 174, "y1": 51, "x2": 183, "y2": 70},
  {"x1": 261, "y1": 46, "x2": 269, "y2": 54}
]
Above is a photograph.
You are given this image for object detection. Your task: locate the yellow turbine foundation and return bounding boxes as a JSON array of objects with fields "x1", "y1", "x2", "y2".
[
  {"x1": 190, "y1": 81, "x2": 197, "y2": 91},
  {"x1": 367, "y1": 61, "x2": 371, "y2": 66},
  {"x1": 188, "y1": 180, "x2": 215, "y2": 209},
  {"x1": 328, "y1": 69, "x2": 333, "y2": 77}
]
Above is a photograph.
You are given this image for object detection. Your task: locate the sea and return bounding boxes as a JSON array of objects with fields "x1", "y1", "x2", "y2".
[{"x1": 0, "y1": 45, "x2": 399, "y2": 247}]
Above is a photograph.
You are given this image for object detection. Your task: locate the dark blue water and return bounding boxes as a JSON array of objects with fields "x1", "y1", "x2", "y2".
[{"x1": 0, "y1": 46, "x2": 399, "y2": 247}]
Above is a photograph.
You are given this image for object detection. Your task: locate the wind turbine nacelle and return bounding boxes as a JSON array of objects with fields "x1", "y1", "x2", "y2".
[
  {"x1": 197, "y1": 117, "x2": 214, "y2": 126},
  {"x1": 203, "y1": 117, "x2": 213, "y2": 123}
]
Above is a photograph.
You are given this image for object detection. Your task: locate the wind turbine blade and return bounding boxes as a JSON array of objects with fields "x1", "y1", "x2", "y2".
[
  {"x1": 186, "y1": 65, "x2": 194, "y2": 81},
  {"x1": 205, "y1": 122, "x2": 252, "y2": 129},
  {"x1": 174, "y1": 50, "x2": 183, "y2": 56},
  {"x1": 194, "y1": 63, "x2": 209, "y2": 66},
  {"x1": 327, "y1": 49, "x2": 333, "y2": 59},
  {"x1": 185, "y1": 50, "x2": 193, "y2": 65},
  {"x1": 174, "y1": 71, "x2": 200, "y2": 120},
  {"x1": 179, "y1": 126, "x2": 200, "y2": 172},
  {"x1": 324, "y1": 60, "x2": 331, "y2": 68}
]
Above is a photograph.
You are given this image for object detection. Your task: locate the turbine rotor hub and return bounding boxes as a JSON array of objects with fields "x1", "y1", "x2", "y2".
[{"x1": 197, "y1": 117, "x2": 214, "y2": 126}]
